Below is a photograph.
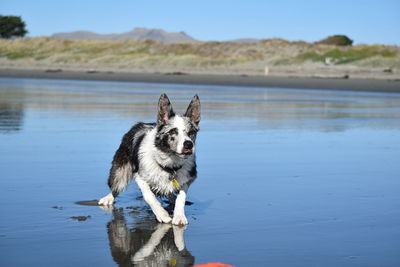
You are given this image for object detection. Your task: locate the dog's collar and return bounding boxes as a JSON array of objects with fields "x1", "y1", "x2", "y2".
[{"x1": 158, "y1": 163, "x2": 183, "y2": 180}]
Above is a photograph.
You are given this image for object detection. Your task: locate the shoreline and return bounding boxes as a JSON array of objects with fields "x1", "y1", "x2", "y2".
[{"x1": 0, "y1": 68, "x2": 399, "y2": 93}]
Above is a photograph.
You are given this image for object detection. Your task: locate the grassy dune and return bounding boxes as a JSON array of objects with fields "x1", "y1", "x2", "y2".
[{"x1": 0, "y1": 37, "x2": 399, "y2": 77}]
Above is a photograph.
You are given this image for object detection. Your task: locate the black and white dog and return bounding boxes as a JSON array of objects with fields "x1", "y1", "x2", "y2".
[{"x1": 99, "y1": 94, "x2": 200, "y2": 225}]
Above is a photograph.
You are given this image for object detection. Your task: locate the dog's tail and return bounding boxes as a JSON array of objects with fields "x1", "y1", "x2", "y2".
[
  {"x1": 107, "y1": 123, "x2": 150, "y2": 198},
  {"x1": 108, "y1": 135, "x2": 136, "y2": 197},
  {"x1": 108, "y1": 161, "x2": 133, "y2": 197}
]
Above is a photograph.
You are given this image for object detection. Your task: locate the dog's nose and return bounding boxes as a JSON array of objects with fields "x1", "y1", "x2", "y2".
[{"x1": 183, "y1": 140, "x2": 193, "y2": 149}]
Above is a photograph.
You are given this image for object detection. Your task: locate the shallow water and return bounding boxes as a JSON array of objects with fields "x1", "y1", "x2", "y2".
[{"x1": 0, "y1": 77, "x2": 400, "y2": 266}]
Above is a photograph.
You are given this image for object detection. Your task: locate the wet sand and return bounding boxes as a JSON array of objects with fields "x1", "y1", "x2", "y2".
[
  {"x1": 1, "y1": 78, "x2": 400, "y2": 266},
  {"x1": 0, "y1": 68, "x2": 400, "y2": 93}
]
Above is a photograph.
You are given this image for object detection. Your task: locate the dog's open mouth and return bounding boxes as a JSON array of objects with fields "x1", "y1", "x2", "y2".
[{"x1": 182, "y1": 149, "x2": 193, "y2": 155}]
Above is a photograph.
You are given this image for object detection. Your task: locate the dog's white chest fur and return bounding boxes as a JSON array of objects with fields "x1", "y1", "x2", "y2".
[{"x1": 137, "y1": 128, "x2": 194, "y2": 196}]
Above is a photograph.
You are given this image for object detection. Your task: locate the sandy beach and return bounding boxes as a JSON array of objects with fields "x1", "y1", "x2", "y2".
[{"x1": 0, "y1": 68, "x2": 399, "y2": 93}]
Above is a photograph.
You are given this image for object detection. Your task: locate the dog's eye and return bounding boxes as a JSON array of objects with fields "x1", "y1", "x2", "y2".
[
  {"x1": 168, "y1": 128, "x2": 178, "y2": 135},
  {"x1": 188, "y1": 130, "x2": 196, "y2": 138}
]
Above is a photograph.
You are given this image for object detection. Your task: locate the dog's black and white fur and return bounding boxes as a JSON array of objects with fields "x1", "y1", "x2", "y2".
[{"x1": 99, "y1": 94, "x2": 200, "y2": 225}]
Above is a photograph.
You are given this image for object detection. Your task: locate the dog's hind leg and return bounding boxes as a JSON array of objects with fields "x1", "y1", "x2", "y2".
[
  {"x1": 136, "y1": 177, "x2": 172, "y2": 223},
  {"x1": 99, "y1": 192, "x2": 114, "y2": 206},
  {"x1": 99, "y1": 162, "x2": 133, "y2": 206}
]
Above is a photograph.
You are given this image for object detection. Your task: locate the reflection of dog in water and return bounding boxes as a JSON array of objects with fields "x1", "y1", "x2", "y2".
[
  {"x1": 99, "y1": 94, "x2": 200, "y2": 225},
  {"x1": 107, "y1": 209, "x2": 194, "y2": 266}
]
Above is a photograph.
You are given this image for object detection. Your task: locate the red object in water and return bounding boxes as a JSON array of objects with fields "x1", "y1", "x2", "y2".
[{"x1": 194, "y1": 263, "x2": 234, "y2": 267}]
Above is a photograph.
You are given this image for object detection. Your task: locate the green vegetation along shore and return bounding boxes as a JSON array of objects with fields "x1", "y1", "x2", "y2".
[{"x1": 0, "y1": 37, "x2": 399, "y2": 79}]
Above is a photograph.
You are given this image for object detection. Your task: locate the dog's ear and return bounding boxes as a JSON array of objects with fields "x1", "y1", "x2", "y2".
[
  {"x1": 185, "y1": 94, "x2": 201, "y2": 125},
  {"x1": 157, "y1": 93, "x2": 175, "y2": 124}
]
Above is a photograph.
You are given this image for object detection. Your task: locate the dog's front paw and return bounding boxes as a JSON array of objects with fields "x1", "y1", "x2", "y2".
[
  {"x1": 98, "y1": 193, "x2": 114, "y2": 206},
  {"x1": 154, "y1": 208, "x2": 172, "y2": 224},
  {"x1": 172, "y1": 214, "x2": 188, "y2": 225}
]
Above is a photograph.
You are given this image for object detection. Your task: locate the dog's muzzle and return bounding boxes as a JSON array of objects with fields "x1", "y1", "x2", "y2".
[{"x1": 182, "y1": 140, "x2": 193, "y2": 155}]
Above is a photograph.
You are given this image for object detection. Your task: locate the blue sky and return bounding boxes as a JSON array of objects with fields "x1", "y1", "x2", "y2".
[{"x1": 2, "y1": 0, "x2": 399, "y2": 45}]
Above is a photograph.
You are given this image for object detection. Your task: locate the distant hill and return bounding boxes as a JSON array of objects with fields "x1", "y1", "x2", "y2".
[
  {"x1": 227, "y1": 38, "x2": 261, "y2": 44},
  {"x1": 51, "y1": 27, "x2": 198, "y2": 43}
]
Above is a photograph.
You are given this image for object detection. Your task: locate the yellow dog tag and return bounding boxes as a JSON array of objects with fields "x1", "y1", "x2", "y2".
[
  {"x1": 171, "y1": 179, "x2": 180, "y2": 189},
  {"x1": 169, "y1": 257, "x2": 177, "y2": 266}
]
